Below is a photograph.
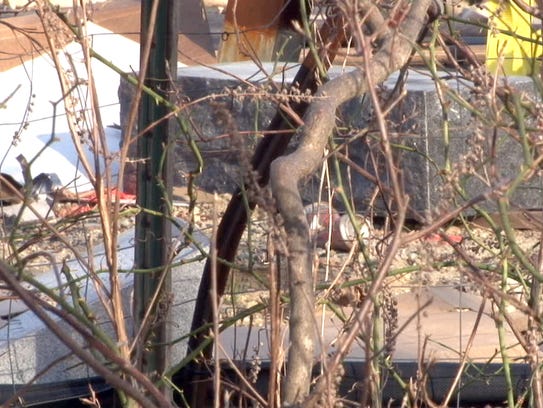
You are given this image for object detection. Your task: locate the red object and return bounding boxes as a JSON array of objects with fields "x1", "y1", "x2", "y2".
[
  {"x1": 425, "y1": 233, "x2": 463, "y2": 244},
  {"x1": 59, "y1": 188, "x2": 136, "y2": 217},
  {"x1": 304, "y1": 202, "x2": 339, "y2": 238},
  {"x1": 77, "y1": 188, "x2": 136, "y2": 205}
]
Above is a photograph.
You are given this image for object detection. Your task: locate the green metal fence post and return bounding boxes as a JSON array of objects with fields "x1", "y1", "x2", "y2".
[{"x1": 135, "y1": 0, "x2": 178, "y2": 400}]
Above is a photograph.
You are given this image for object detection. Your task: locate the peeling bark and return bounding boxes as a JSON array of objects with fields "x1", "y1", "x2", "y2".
[{"x1": 270, "y1": 0, "x2": 438, "y2": 405}]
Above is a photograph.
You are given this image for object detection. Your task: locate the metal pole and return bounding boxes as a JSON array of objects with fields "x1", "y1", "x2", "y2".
[{"x1": 135, "y1": 0, "x2": 177, "y2": 399}]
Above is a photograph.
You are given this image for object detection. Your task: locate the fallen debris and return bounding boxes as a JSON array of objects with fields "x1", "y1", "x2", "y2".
[{"x1": 304, "y1": 202, "x2": 372, "y2": 251}]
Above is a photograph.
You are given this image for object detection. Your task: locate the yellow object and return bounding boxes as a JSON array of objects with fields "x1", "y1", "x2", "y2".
[{"x1": 486, "y1": 0, "x2": 542, "y2": 75}]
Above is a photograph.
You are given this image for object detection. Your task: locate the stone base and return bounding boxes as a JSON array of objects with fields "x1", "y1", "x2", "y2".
[
  {"x1": 0, "y1": 224, "x2": 207, "y2": 385},
  {"x1": 119, "y1": 62, "x2": 543, "y2": 216}
]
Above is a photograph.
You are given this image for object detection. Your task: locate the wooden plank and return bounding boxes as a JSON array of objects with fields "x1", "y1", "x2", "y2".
[
  {"x1": 178, "y1": 0, "x2": 216, "y2": 64},
  {"x1": 333, "y1": 44, "x2": 487, "y2": 67},
  {"x1": 0, "y1": 0, "x2": 216, "y2": 72},
  {"x1": 0, "y1": 12, "x2": 54, "y2": 72},
  {"x1": 92, "y1": 0, "x2": 216, "y2": 65}
]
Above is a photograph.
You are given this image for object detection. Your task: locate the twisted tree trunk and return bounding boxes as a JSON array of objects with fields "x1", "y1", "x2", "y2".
[{"x1": 270, "y1": 0, "x2": 440, "y2": 404}]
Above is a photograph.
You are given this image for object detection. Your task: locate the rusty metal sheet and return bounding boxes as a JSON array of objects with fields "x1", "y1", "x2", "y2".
[{"x1": 218, "y1": 0, "x2": 301, "y2": 62}]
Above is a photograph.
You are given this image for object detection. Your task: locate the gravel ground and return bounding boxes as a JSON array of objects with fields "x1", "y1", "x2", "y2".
[
  {"x1": 2, "y1": 183, "x2": 541, "y2": 353},
  {"x1": 170, "y1": 191, "x2": 543, "y2": 319}
]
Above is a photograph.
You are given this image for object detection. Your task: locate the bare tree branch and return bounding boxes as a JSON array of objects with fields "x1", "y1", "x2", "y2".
[
  {"x1": 0, "y1": 260, "x2": 169, "y2": 408},
  {"x1": 270, "y1": 0, "x2": 439, "y2": 404}
]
